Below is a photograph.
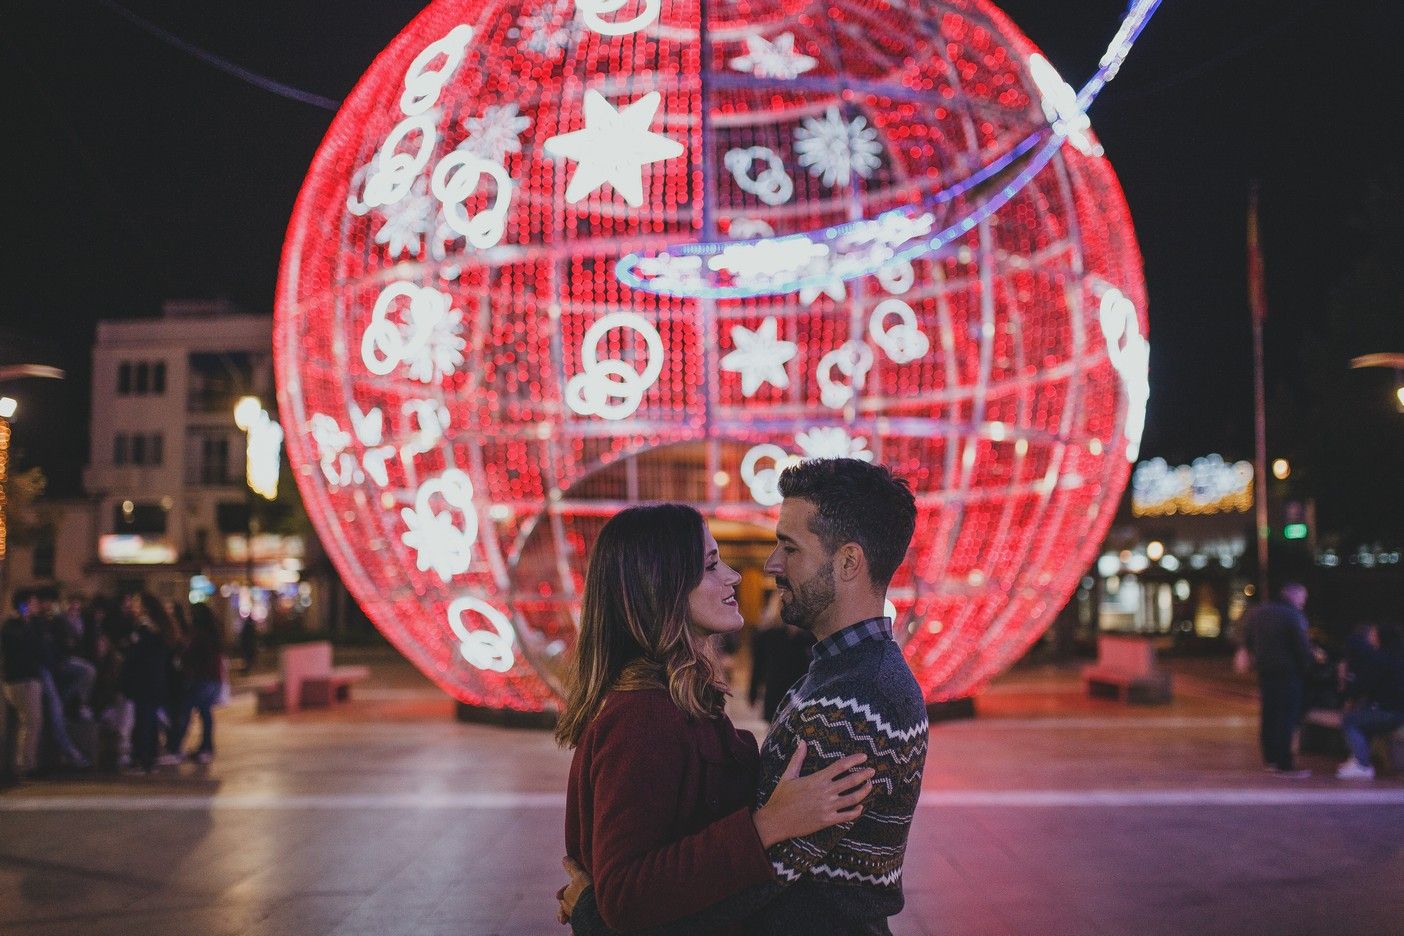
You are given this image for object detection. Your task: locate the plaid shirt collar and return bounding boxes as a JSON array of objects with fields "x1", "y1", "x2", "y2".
[{"x1": 812, "y1": 616, "x2": 893, "y2": 662}]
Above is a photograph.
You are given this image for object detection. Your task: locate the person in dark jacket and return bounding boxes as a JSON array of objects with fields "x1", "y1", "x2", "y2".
[
  {"x1": 165, "y1": 602, "x2": 224, "y2": 764},
  {"x1": 749, "y1": 598, "x2": 815, "y2": 723},
  {"x1": 1336, "y1": 623, "x2": 1404, "y2": 779},
  {"x1": 1242, "y1": 582, "x2": 1322, "y2": 777},
  {"x1": 121, "y1": 593, "x2": 174, "y2": 774},
  {"x1": 2, "y1": 591, "x2": 46, "y2": 776}
]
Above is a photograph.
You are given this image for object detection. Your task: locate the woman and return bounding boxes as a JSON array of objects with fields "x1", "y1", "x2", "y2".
[
  {"x1": 121, "y1": 592, "x2": 175, "y2": 774},
  {"x1": 166, "y1": 602, "x2": 225, "y2": 765},
  {"x1": 558, "y1": 504, "x2": 872, "y2": 934}
]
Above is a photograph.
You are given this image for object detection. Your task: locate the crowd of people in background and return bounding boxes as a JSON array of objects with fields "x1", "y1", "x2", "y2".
[{"x1": 0, "y1": 587, "x2": 226, "y2": 780}]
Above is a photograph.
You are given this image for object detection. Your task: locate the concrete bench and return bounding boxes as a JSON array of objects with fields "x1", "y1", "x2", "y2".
[
  {"x1": 1083, "y1": 635, "x2": 1172, "y2": 705},
  {"x1": 1301, "y1": 707, "x2": 1404, "y2": 772},
  {"x1": 253, "y1": 642, "x2": 370, "y2": 714}
]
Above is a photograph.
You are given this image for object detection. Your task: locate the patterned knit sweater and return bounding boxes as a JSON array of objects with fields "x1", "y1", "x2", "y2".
[
  {"x1": 749, "y1": 616, "x2": 929, "y2": 934},
  {"x1": 569, "y1": 617, "x2": 929, "y2": 936}
]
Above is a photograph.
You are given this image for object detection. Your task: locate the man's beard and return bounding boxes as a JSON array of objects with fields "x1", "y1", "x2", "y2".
[{"x1": 777, "y1": 563, "x2": 836, "y2": 631}]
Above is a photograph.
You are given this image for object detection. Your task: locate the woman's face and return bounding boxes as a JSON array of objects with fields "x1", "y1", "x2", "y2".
[{"x1": 687, "y1": 528, "x2": 744, "y2": 636}]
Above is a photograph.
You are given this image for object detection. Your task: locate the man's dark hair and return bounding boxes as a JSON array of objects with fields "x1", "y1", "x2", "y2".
[
  {"x1": 33, "y1": 586, "x2": 59, "y2": 603},
  {"x1": 778, "y1": 458, "x2": 917, "y2": 589}
]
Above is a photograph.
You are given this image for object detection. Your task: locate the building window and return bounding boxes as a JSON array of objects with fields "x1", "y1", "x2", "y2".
[
  {"x1": 32, "y1": 537, "x2": 55, "y2": 579},
  {"x1": 186, "y1": 431, "x2": 236, "y2": 485},
  {"x1": 113, "y1": 501, "x2": 167, "y2": 535},
  {"x1": 117, "y1": 360, "x2": 167, "y2": 396},
  {"x1": 113, "y1": 433, "x2": 163, "y2": 466}
]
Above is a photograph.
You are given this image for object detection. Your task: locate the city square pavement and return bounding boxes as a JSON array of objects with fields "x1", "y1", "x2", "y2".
[{"x1": 2, "y1": 652, "x2": 1402, "y2": 936}]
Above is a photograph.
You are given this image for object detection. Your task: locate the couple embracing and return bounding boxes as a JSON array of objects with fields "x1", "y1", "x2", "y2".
[{"x1": 554, "y1": 458, "x2": 930, "y2": 936}]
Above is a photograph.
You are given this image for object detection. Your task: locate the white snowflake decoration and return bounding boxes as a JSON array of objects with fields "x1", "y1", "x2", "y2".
[
  {"x1": 729, "y1": 33, "x2": 817, "y2": 80},
  {"x1": 794, "y1": 106, "x2": 884, "y2": 187},
  {"x1": 795, "y1": 426, "x2": 874, "y2": 462},
  {"x1": 372, "y1": 180, "x2": 437, "y2": 258},
  {"x1": 511, "y1": 4, "x2": 583, "y2": 55},
  {"x1": 459, "y1": 104, "x2": 532, "y2": 163},
  {"x1": 721, "y1": 317, "x2": 798, "y2": 396}
]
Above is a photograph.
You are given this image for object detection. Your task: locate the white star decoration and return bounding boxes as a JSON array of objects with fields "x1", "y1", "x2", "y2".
[
  {"x1": 729, "y1": 33, "x2": 817, "y2": 79},
  {"x1": 721, "y1": 317, "x2": 798, "y2": 396},
  {"x1": 543, "y1": 90, "x2": 684, "y2": 207}
]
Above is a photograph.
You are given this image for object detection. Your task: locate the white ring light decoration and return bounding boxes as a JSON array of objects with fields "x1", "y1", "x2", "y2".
[
  {"x1": 724, "y1": 146, "x2": 794, "y2": 207},
  {"x1": 868, "y1": 298, "x2": 931, "y2": 365},
  {"x1": 431, "y1": 150, "x2": 513, "y2": 249},
  {"x1": 740, "y1": 444, "x2": 794, "y2": 507},
  {"x1": 816, "y1": 340, "x2": 874, "y2": 409},
  {"x1": 401, "y1": 24, "x2": 474, "y2": 116},
  {"x1": 446, "y1": 595, "x2": 517, "y2": 673},
  {"x1": 574, "y1": 0, "x2": 662, "y2": 37},
  {"x1": 564, "y1": 311, "x2": 665, "y2": 420}
]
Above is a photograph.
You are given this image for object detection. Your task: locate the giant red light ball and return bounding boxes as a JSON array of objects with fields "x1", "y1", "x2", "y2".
[{"x1": 275, "y1": 0, "x2": 1148, "y2": 713}]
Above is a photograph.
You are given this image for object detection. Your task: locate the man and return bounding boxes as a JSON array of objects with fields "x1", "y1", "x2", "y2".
[
  {"x1": 1241, "y1": 582, "x2": 1319, "y2": 778},
  {"x1": 2, "y1": 591, "x2": 46, "y2": 778},
  {"x1": 564, "y1": 459, "x2": 929, "y2": 934},
  {"x1": 1336, "y1": 623, "x2": 1404, "y2": 780},
  {"x1": 27, "y1": 587, "x2": 90, "y2": 769}
]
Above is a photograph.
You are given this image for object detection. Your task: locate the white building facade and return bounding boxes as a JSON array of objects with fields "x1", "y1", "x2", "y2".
[{"x1": 71, "y1": 301, "x2": 322, "y2": 630}]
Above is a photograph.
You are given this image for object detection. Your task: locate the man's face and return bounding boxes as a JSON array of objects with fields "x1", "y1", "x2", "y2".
[
  {"x1": 1283, "y1": 585, "x2": 1308, "y2": 610},
  {"x1": 764, "y1": 499, "x2": 836, "y2": 632}
]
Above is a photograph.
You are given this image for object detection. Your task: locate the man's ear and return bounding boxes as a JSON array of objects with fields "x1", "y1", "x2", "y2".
[{"x1": 836, "y1": 543, "x2": 866, "y2": 583}]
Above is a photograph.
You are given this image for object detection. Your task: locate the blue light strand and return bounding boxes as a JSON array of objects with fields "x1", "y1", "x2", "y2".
[{"x1": 616, "y1": 0, "x2": 1164, "y2": 299}]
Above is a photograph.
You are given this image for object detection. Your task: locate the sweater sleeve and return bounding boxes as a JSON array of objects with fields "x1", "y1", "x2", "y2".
[
  {"x1": 588, "y1": 706, "x2": 774, "y2": 930},
  {"x1": 762, "y1": 699, "x2": 861, "y2": 880}
]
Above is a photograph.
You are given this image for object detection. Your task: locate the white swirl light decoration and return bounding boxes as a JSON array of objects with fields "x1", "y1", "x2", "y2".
[
  {"x1": 574, "y1": 0, "x2": 662, "y2": 36},
  {"x1": 817, "y1": 340, "x2": 875, "y2": 409},
  {"x1": 361, "y1": 281, "x2": 465, "y2": 384},
  {"x1": 401, "y1": 469, "x2": 480, "y2": 582},
  {"x1": 740, "y1": 444, "x2": 795, "y2": 507},
  {"x1": 447, "y1": 595, "x2": 517, "y2": 673},
  {"x1": 1099, "y1": 288, "x2": 1150, "y2": 462},
  {"x1": 431, "y1": 151, "x2": 513, "y2": 249},
  {"x1": 868, "y1": 299, "x2": 931, "y2": 365},
  {"x1": 724, "y1": 146, "x2": 794, "y2": 206},
  {"x1": 564, "y1": 311, "x2": 665, "y2": 420}
]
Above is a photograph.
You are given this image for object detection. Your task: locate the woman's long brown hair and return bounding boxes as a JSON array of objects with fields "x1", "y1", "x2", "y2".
[{"x1": 554, "y1": 503, "x2": 729, "y2": 748}]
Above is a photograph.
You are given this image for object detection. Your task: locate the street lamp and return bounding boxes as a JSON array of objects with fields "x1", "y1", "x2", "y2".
[
  {"x1": 1349, "y1": 354, "x2": 1404, "y2": 412},
  {"x1": 0, "y1": 397, "x2": 15, "y2": 563}
]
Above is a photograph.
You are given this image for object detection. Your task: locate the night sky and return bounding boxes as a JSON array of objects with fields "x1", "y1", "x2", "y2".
[{"x1": 2, "y1": 0, "x2": 1398, "y2": 496}]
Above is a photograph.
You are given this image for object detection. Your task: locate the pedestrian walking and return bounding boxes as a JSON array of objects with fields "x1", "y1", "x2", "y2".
[{"x1": 1241, "y1": 582, "x2": 1322, "y2": 778}]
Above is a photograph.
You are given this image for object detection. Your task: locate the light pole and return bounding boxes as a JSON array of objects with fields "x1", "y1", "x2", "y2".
[
  {"x1": 233, "y1": 395, "x2": 283, "y2": 636},
  {"x1": 0, "y1": 366, "x2": 64, "y2": 607}
]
